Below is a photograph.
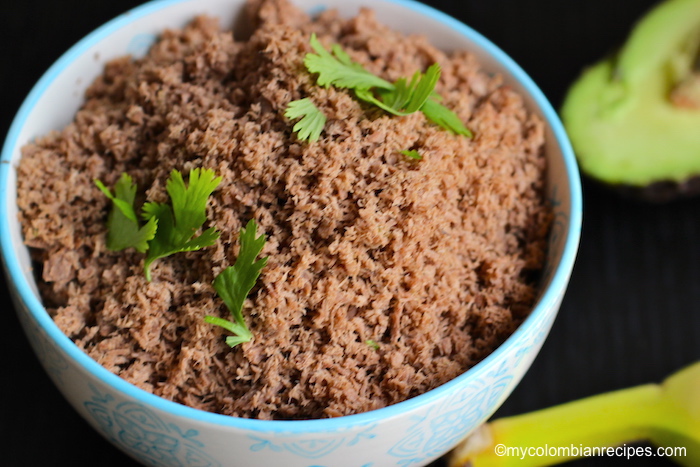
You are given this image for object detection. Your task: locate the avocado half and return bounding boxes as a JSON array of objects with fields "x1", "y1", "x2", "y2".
[{"x1": 561, "y1": 0, "x2": 700, "y2": 202}]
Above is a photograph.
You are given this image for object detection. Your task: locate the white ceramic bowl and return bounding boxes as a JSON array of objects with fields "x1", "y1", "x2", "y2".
[{"x1": 0, "y1": 0, "x2": 582, "y2": 465}]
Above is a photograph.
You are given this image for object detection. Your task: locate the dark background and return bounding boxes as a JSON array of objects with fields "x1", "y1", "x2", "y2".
[{"x1": 1, "y1": 0, "x2": 696, "y2": 466}]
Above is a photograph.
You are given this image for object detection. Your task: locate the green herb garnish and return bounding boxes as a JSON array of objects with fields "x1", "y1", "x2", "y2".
[
  {"x1": 420, "y1": 97, "x2": 473, "y2": 136},
  {"x1": 95, "y1": 173, "x2": 157, "y2": 253},
  {"x1": 366, "y1": 339, "x2": 380, "y2": 351},
  {"x1": 284, "y1": 97, "x2": 327, "y2": 142},
  {"x1": 97, "y1": 168, "x2": 222, "y2": 281},
  {"x1": 205, "y1": 219, "x2": 268, "y2": 348},
  {"x1": 400, "y1": 149, "x2": 423, "y2": 161},
  {"x1": 141, "y1": 168, "x2": 222, "y2": 281},
  {"x1": 286, "y1": 34, "x2": 473, "y2": 141},
  {"x1": 355, "y1": 64, "x2": 440, "y2": 116}
]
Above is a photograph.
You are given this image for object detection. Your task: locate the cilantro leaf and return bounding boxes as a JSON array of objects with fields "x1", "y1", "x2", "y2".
[
  {"x1": 204, "y1": 219, "x2": 268, "y2": 348},
  {"x1": 95, "y1": 173, "x2": 157, "y2": 253},
  {"x1": 406, "y1": 64, "x2": 441, "y2": 113},
  {"x1": 305, "y1": 33, "x2": 393, "y2": 91},
  {"x1": 284, "y1": 97, "x2": 327, "y2": 142},
  {"x1": 420, "y1": 98, "x2": 473, "y2": 137},
  {"x1": 364, "y1": 64, "x2": 441, "y2": 115},
  {"x1": 400, "y1": 149, "x2": 423, "y2": 160},
  {"x1": 366, "y1": 339, "x2": 380, "y2": 351},
  {"x1": 354, "y1": 65, "x2": 439, "y2": 117},
  {"x1": 141, "y1": 168, "x2": 222, "y2": 281}
]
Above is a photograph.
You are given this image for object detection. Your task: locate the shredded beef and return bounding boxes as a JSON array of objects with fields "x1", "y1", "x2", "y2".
[{"x1": 16, "y1": 0, "x2": 552, "y2": 419}]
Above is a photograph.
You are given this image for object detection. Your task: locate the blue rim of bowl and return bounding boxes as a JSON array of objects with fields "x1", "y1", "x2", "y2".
[{"x1": 0, "y1": 0, "x2": 582, "y2": 434}]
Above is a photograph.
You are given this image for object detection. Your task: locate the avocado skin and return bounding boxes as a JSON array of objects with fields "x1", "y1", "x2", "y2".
[
  {"x1": 607, "y1": 176, "x2": 700, "y2": 203},
  {"x1": 561, "y1": 0, "x2": 700, "y2": 202}
]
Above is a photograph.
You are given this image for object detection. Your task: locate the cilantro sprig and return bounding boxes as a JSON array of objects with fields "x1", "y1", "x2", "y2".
[
  {"x1": 204, "y1": 219, "x2": 268, "y2": 348},
  {"x1": 286, "y1": 34, "x2": 473, "y2": 142},
  {"x1": 96, "y1": 168, "x2": 222, "y2": 281},
  {"x1": 95, "y1": 173, "x2": 157, "y2": 253},
  {"x1": 142, "y1": 168, "x2": 222, "y2": 281}
]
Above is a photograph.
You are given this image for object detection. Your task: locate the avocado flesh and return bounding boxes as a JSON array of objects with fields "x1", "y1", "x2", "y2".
[{"x1": 562, "y1": 0, "x2": 700, "y2": 188}]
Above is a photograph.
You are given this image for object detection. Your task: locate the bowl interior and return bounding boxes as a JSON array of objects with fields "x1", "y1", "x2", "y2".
[{"x1": 0, "y1": 0, "x2": 581, "y2": 432}]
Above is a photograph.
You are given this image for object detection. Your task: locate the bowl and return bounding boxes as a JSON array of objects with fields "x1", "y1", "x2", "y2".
[{"x1": 0, "y1": 0, "x2": 582, "y2": 465}]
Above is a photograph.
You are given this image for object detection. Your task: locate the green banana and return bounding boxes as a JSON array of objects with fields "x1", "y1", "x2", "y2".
[{"x1": 449, "y1": 361, "x2": 700, "y2": 466}]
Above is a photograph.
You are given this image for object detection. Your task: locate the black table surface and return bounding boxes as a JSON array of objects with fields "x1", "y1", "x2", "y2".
[{"x1": 1, "y1": 1, "x2": 697, "y2": 466}]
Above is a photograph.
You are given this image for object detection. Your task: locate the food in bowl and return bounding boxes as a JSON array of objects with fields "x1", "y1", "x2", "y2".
[{"x1": 16, "y1": 0, "x2": 552, "y2": 421}]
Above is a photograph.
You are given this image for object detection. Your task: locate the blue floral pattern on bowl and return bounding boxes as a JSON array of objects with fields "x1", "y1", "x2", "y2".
[
  {"x1": 541, "y1": 184, "x2": 570, "y2": 286},
  {"x1": 249, "y1": 422, "x2": 378, "y2": 459},
  {"x1": 83, "y1": 384, "x2": 221, "y2": 467}
]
